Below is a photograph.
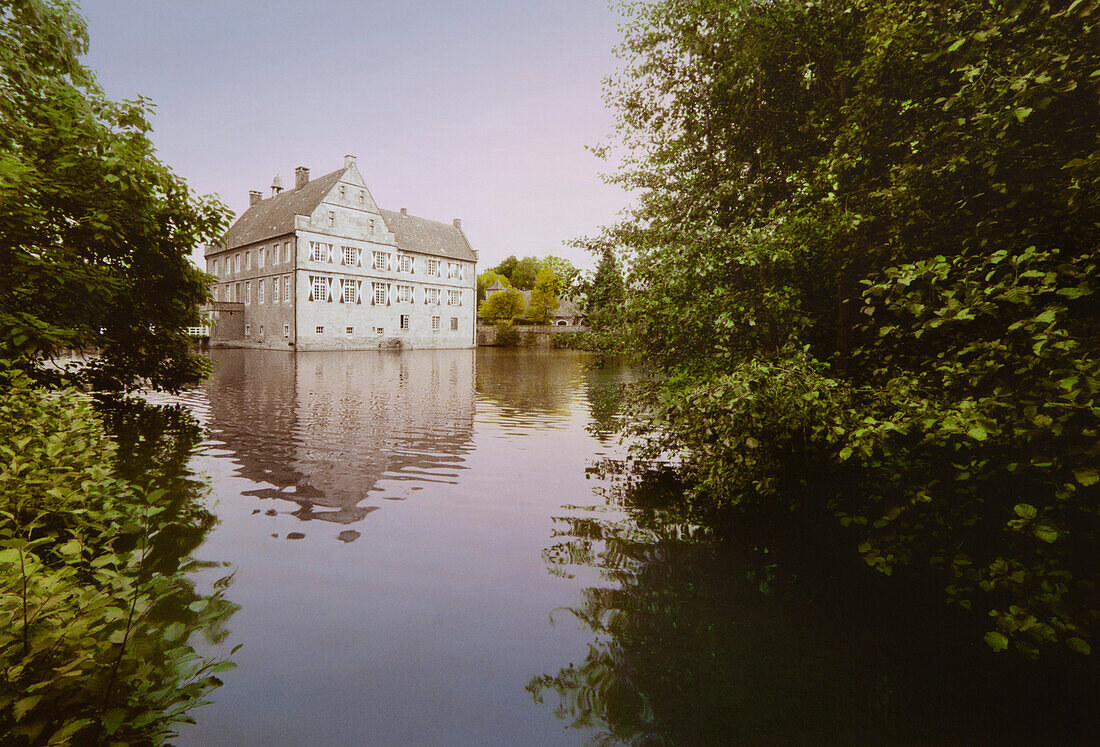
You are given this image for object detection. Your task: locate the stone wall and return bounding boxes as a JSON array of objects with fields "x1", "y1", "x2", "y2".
[{"x1": 476, "y1": 324, "x2": 589, "y2": 347}]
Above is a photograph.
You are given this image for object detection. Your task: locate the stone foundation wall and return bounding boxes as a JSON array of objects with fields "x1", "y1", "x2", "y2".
[{"x1": 476, "y1": 324, "x2": 589, "y2": 347}]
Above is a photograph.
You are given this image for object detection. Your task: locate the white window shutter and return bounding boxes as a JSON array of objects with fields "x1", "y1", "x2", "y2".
[
  {"x1": 326, "y1": 277, "x2": 333, "y2": 302},
  {"x1": 357, "y1": 248, "x2": 363, "y2": 267},
  {"x1": 308, "y1": 275, "x2": 315, "y2": 301},
  {"x1": 356, "y1": 280, "x2": 363, "y2": 304},
  {"x1": 387, "y1": 283, "x2": 392, "y2": 306}
]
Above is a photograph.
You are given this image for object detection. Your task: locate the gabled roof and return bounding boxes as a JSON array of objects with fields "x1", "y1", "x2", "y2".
[
  {"x1": 379, "y1": 209, "x2": 477, "y2": 262},
  {"x1": 220, "y1": 169, "x2": 344, "y2": 251}
]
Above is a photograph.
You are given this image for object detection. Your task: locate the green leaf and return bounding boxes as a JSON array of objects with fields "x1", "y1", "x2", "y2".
[
  {"x1": 984, "y1": 631, "x2": 1009, "y2": 652},
  {"x1": 947, "y1": 38, "x2": 966, "y2": 52},
  {"x1": 1033, "y1": 526, "x2": 1059, "y2": 543},
  {"x1": 967, "y1": 425, "x2": 988, "y2": 441},
  {"x1": 1074, "y1": 468, "x2": 1098, "y2": 487},
  {"x1": 1013, "y1": 503, "x2": 1037, "y2": 520},
  {"x1": 1066, "y1": 637, "x2": 1091, "y2": 655}
]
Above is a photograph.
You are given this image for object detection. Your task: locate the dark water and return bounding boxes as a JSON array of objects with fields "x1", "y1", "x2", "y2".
[{"x1": 148, "y1": 348, "x2": 1096, "y2": 745}]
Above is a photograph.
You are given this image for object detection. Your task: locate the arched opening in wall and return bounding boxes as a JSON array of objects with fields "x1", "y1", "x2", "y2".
[{"x1": 556, "y1": 320, "x2": 568, "y2": 326}]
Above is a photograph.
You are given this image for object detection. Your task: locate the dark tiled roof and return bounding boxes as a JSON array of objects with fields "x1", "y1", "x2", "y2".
[
  {"x1": 220, "y1": 169, "x2": 344, "y2": 252},
  {"x1": 379, "y1": 209, "x2": 477, "y2": 262}
]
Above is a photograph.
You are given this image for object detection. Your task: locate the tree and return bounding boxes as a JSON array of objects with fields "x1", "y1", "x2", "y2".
[
  {"x1": 527, "y1": 267, "x2": 561, "y2": 324},
  {"x1": 510, "y1": 256, "x2": 541, "y2": 290},
  {"x1": 540, "y1": 255, "x2": 580, "y2": 295},
  {"x1": 478, "y1": 289, "x2": 526, "y2": 322},
  {"x1": 585, "y1": 245, "x2": 624, "y2": 332},
  {"x1": 604, "y1": 0, "x2": 1100, "y2": 656},
  {"x1": 492, "y1": 255, "x2": 520, "y2": 284},
  {"x1": 0, "y1": 0, "x2": 231, "y2": 392}
]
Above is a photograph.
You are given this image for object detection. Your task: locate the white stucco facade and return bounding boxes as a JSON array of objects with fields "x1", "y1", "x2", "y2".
[{"x1": 204, "y1": 157, "x2": 477, "y2": 350}]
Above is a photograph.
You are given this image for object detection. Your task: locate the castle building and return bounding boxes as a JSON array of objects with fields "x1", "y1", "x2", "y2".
[{"x1": 204, "y1": 156, "x2": 477, "y2": 350}]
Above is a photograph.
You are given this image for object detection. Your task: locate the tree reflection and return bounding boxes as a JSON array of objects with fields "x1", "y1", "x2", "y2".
[{"x1": 531, "y1": 459, "x2": 1100, "y2": 744}]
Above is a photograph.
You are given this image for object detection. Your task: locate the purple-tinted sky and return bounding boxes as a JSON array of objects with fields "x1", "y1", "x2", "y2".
[{"x1": 78, "y1": 0, "x2": 631, "y2": 271}]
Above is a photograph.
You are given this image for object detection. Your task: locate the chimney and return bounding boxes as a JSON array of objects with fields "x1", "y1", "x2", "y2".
[
  {"x1": 344, "y1": 154, "x2": 356, "y2": 168},
  {"x1": 453, "y1": 218, "x2": 462, "y2": 230},
  {"x1": 249, "y1": 190, "x2": 262, "y2": 206},
  {"x1": 295, "y1": 166, "x2": 310, "y2": 190},
  {"x1": 400, "y1": 208, "x2": 407, "y2": 216},
  {"x1": 271, "y1": 174, "x2": 283, "y2": 197}
]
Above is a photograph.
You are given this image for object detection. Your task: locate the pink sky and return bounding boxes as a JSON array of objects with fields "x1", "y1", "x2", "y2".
[{"x1": 79, "y1": 0, "x2": 632, "y2": 272}]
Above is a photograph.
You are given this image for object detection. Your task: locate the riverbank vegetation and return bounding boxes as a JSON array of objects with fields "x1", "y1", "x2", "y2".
[{"x1": 596, "y1": 0, "x2": 1099, "y2": 657}]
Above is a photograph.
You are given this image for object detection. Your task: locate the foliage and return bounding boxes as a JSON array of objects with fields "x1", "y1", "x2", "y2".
[
  {"x1": 540, "y1": 255, "x2": 581, "y2": 295},
  {"x1": 603, "y1": 0, "x2": 1100, "y2": 656},
  {"x1": 550, "y1": 331, "x2": 594, "y2": 350},
  {"x1": 526, "y1": 267, "x2": 561, "y2": 324},
  {"x1": 510, "y1": 256, "x2": 541, "y2": 290},
  {"x1": 0, "y1": 368, "x2": 236, "y2": 743},
  {"x1": 0, "y1": 0, "x2": 231, "y2": 392},
  {"x1": 493, "y1": 320, "x2": 520, "y2": 347},
  {"x1": 478, "y1": 289, "x2": 527, "y2": 323}
]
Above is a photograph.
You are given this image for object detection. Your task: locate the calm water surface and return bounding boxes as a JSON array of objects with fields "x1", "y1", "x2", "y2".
[{"x1": 156, "y1": 348, "x2": 625, "y2": 745}]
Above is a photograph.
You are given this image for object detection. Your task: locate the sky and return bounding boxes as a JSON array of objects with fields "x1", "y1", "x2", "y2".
[{"x1": 77, "y1": 0, "x2": 632, "y2": 272}]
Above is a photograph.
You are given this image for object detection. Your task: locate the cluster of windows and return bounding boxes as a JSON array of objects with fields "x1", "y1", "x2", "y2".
[{"x1": 224, "y1": 275, "x2": 290, "y2": 304}]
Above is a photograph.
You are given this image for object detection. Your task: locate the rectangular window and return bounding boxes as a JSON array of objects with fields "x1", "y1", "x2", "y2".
[
  {"x1": 259, "y1": 247, "x2": 265, "y2": 267},
  {"x1": 283, "y1": 242, "x2": 290, "y2": 263},
  {"x1": 283, "y1": 323, "x2": 290, "y2": 338},
  {"x1": 427, "y1": 258, "x2": 440, "y2": 277},
  {"x1": 450, "y1": 317, "x2": 458, "y2": 331},
  {"x1": 245, "y1": 324, "x2": 251, "y2": 337},
  {"x1": 448, "y1": 289, "x2": 460, "y2": 306},
  {"x1": 370, "y1": 218, "x2": 375, "y2": 234},
  {"x1": 245, "y1": 250, "x2": 251, "y2": 270},
  {"x1": 376, "y1": 327, "x2": 384, "y2": 336},
  {"x1": 372, "y1": 250, "x2": 389, "y2": 270},
  {"x1": 271, "y1": 246, "x2": 278, "y2": 266},
  {"x1": 431, "y1": 315, "x2": 441, "y2": 331},
  {"x1": 259, "y1": 325, "x2": 264, "y2": 338},
  {"x1": 245, "y1": 281, "x2": 251, "y2": 304},
  {"x1": 373, "y1": 282, "x2": 387, "y2": 305},
  {"x1": 328, "y1": 211, "x2": 335, "y2": 226},
  {"x1": 398, "y1": 254, "x2": 412, "y2": 273},
  {"x1": 211, "y1": 258, "x2": 217, "y2": 275},
  {"x1": 273, "y1": 277, "x2": 280, "y2": 303},
  {"x1": 339, "y1": 186, "x2": 346, "y2": 199},
  {"x1": 312, "y1": 275, "x2": 327, "y2": 302},
  {"x1": 309, "y1": 242, "x2": 333, "y2": 262},
  {"x1": 283, "y1": 275, "x2": 290, "y2": 301},
  {"x1": 315, "y1": 326, "x2": 325, "y2": 335},
  {"x1": 258, "y1": 279, "x2": 265, "y2": 304},
  {"x1": 345, "y1": 326, "x2": 354, "y2": 336},
  {"x1": 396, "y1": 284, "x2": 413, "y2": 303},
  {"x1": 400, "y1": 314, "x2": 410, "y2": 330},
  {"x1": 234, "y1": 282, "x2": 240, "y2": 301},
  {"x1": 235, "y1": 254, "x2": 240, "y2": 272},
  {"x1": 343, "y1": 246, "x2": 357, "y2": 266},
  {"x1": 425, "y1": 287, "x2": 440, "y2": 305},
  {"x1": 342, "y1": 278, "x2": 357, "y2": 303}
]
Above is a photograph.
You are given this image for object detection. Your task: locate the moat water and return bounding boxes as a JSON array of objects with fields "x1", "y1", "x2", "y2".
[{"x1": 148, "y1": 348, "x2": 1094, "y2": 745}]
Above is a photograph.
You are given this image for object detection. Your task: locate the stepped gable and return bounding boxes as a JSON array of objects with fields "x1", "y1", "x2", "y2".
[
  {"x1": 219, "y1": 169, "x2": 344, "y2": 251},
  {"x1": 379, "y1": 209, "x2": 477, "y2": 262}
]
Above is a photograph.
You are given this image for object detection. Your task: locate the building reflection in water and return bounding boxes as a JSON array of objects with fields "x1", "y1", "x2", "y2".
[{"x1": 204, "y1": 349, "x2": 476, "y2": 527}]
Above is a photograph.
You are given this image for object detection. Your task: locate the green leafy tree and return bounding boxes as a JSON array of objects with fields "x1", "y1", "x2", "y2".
[
  {"x1": 527, "y1": 267, "x2": 561, "y2": 324},
  {"x1": 603, "y1": 0, "x2": 1100, "y2": 657},
  {"x1": 0, "y1": 0, "x2": 231, "y2": 392},
  {"x1": 585, "y1": 245, "x2": 625, "y2": 332},
  {"x1": 492, "y1": 255, "x2": 520, "y2": 284},
  {"x1": 478, "y1": 289, "x2": 526, "y2": 322},
  {"x1": 539, "y1": 255, "x2": 580, "y2": 295},
  {"x1": 510, "y1": 256, "x2": 541, "y2": 290}
]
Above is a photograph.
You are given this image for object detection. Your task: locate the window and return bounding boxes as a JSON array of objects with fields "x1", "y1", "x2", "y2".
[
  {"x1": 450, "y1": 317, "x2": 459, "y2": 331},
  {"x1": 339, "y1": 186, "x2": 346, "y2": 199},
  {"x1": 396, "y1": 284, "x2": 413, "y2": 303},
  {"x1": 328, "y1": 211, "x2": 335, "y2": 226},
  {"x1": 273, "y1": 277, "x2": 280, "y2": 303},
  {"x1": 448, "y1": 289, "x2": 461, "y2": 306},
  {"x1": 376, "y1": 327, "x2": 384, "y2": 336},
  {"x1": 400, "y1": 314, "x2": 410, "y2": 330},
  {"x1": 369, "y1": 218, "x2": 375, "y2": 234},
  {"x1": 259, "y1": 325, "x2": 264, "y2": 338},
  {"x1": 311, "y1": 275, "x2": 327, "y2": 302},
  {"x1": 315, "y1": 326, "x2": 325, "y2": 335},
  {"x1": 234, "y1": 282, "x2": 240, "y2": 301},
  {"x1": 283, "y1": 242, "x2": 290, "y2": 263},
  {"x1": 259, "y1": 247, "x2": 265, "y2": 267},
  {"x1": 211, "y1": 258, "x2": 218, "y2": 275},
  {"x1": 372, "y1": 250, "x2": 389, "y2": 270},
  {"x1": 398, "y1": 254, "x2": 412, "y2": 273},
  {"x1": 271, "y1": 246, "x2": 278, "y2": 266},
  {"x1": 258, "y1": 279, "x2": 265, "y2": 304},
  {"x1": 245, "y1": 281, "x2": 251, "y2": 304},
  {"x1": 426, "y1": 258, "x2": 440, "y2": 277},
  {"x1": 245, "y1": 250, "x2": 251, "y2": 269},
  {"x1": 245, "y1": 324, "x2": 251, "y2": 337},
  {"x1": 309, "y1": 241, "x2": 332, "y2": 262},
  {"x1": 342, "y1": 278, "x2": 357, "y2": 303},
  {"x1": 283, "y1": 275, "x2": 290, "y2": 301},
  {"x1": 345, "y1": 326, "x2": 354, "y2": 336},
  {"x1": 235, "y1": 254, "x2": 240, "y2": 272},
  {"x1": 432, "y1": 315, "x2": 441, "y2": 331},
  {"x1": 359, "y1": 191, "x2": 364, "y2": 205},
  {"x1": 425, "y1": 287, "x2": 440, "y2": 305},
  {"x1": 342, "y1": 246, "x2": 358, "y2": 266},
  {"x1": 373, "y1": 282, "x2": 387, "y2": 305},
  {"x1": 283, "y1": 323, "x2": 290, "y2": 338}
]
